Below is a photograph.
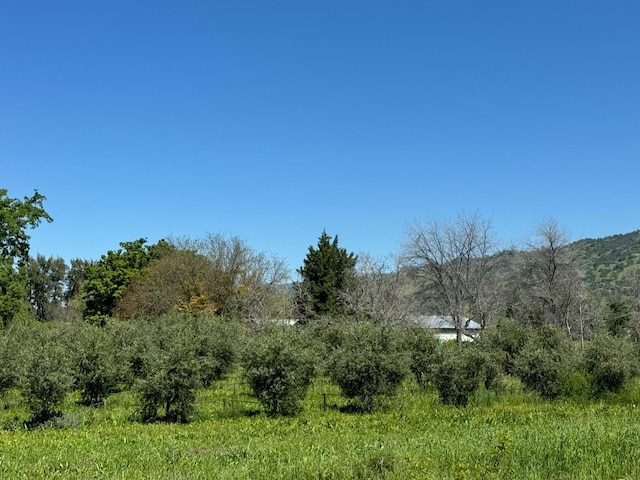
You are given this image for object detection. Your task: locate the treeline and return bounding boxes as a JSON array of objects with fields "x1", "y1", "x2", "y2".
[
  {"x1": 3, "y1": 189, "x2": 640, "y2": 425},
  {"x1": 2, "y1": 190, "x2": 640, "y2": 340}
]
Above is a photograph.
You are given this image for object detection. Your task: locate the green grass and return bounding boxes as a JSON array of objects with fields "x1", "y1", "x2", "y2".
[{"x1": 1, "y1": 378, "x2": 640, "y2": 479}]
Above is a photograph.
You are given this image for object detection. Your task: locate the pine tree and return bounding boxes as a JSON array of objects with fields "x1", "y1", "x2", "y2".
[{"x1": 296, "y1": 231, "x2": 357, "y2": 319}]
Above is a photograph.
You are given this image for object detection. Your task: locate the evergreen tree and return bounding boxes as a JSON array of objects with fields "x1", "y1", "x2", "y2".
[{"x1": 296, "y1": 231, "x2": 357, "y2": 319}]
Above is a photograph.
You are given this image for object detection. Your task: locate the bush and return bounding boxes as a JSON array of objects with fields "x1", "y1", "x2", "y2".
[
  {"x1": 404, "y1": 325, "x2": 440, "y2": 389},
  {"x1": 0, "y1": 331, "x2": 18, "y2": 396},
  {"x1": 135, "y1": 318, "x2": 205, "y2": 423},
  {"x1": 242, "y1": 324, "x2": 316, "y2": 416},
  {"x1": 476, "y1": 318, "x2": 531, "y2": 376},
  {"x1": 72, "y1": 324, "x2": 122, "y2": 406},
  {"x1": 513, "y1": 324, "x2": 579, "y2": 400},
  {"x1": 327, "y1": 322, "x2": 409, "y2": 412},
  {"x1": 584, "y1": 332, "x2": 638, "y2": 396},
  {"x1": 20, "y1": 328, "x2": 74, "y2": 425},
  {"x1": 189, "y1": 315, "x2": 239, "y2": 387},
  {"x1": 433, "y1": 343, "x2": 497, "y2": 406}
]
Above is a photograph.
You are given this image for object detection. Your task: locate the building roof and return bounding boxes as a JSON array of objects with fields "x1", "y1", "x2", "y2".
[{"x1": 410, "y1": 315, "x2": 482, "y2": 331}]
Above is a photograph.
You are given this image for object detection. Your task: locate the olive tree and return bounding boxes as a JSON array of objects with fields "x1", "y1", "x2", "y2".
[
  {"x1": 242, "y1": 325, "x2": 316, "y2": 416},
  {"x1": 327, "y1": 322, "x2": 409, "y2": 412}
]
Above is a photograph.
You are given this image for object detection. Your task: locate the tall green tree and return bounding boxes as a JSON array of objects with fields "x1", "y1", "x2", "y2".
[
  {"x1": 0, "y1": 189, "x2": 52, "y2": 325},
  {"x1": 296, "y1": 231, "x2": 357, "y2": 319},
  {"x1": 26, "y1": 254, "x2": 67, "y2": 321},
  {"x1": 82, "y1": 238, "x2": 173, "y2": 324}
]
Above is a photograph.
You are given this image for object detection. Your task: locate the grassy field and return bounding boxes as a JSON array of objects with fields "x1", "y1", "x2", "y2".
[{"x1": 1, "y1": 378, "x2": 640, "y2": 479}]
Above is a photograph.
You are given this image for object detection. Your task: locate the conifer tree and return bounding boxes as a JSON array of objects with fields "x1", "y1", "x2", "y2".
[{"x1": 296, "y1": 231, "x2": 357, "y2": 319}]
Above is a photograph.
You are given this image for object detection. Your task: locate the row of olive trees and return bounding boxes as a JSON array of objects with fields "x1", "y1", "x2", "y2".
[
  {"x1": 2, "y1": 315, "x2": 639, "y2": 425},
  {"x1": 245, "y1": 318, "x2": 640, "y2": 415},
  {"x1": 0, "y1": 315, "x2": 240, "y2": 425}
]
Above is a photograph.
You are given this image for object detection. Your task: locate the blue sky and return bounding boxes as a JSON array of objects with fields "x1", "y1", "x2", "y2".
[{"x1": 2, "y1": 1, "x2": 639, "y2": 275}]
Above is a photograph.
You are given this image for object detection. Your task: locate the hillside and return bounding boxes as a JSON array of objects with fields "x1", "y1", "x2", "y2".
[{"x1": 571, "y1": 230, "x2": 640, "y2": 294}]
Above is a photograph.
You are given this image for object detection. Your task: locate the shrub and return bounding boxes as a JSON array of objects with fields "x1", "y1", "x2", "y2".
[
  {"x1": 433, "y1": 343, "x2": 496, "y2": 406},
  {"x1": 242, "y1": 324, "x2": 316, "y2": 416},
  {"x1": 20, "y1": 329, "x2": 74, "y2": 425},
  {"x1": 189, "y1": 315, "x2": 239, "y2": 387},
  {"x1": 0, "y1": 331, "x2": 17, "y2": 396},
  {"x1": 135, "y1": 314, "x2": 242, "y2": 422},
  {"x1": 72, "y1": 324, "x2": 122, "y2": 406},
  {"x1": 476, "y1": 318, "x2": 531, "y2": 376},
  {"x1": 327, "y1": 322, "x2": 409, "y2": 412},
  {"x1": 513, "y1": 324, "x2": 579, "y2": 400},
  {"x1": 404, "y1": 325, "x2": 440, "y2": 389},
  {"x1": 584, "y1": 332, "x2": 638, "y2": 396},
  {"x1": 135, "y1": 318, "x2": 204, "y2": 423}
]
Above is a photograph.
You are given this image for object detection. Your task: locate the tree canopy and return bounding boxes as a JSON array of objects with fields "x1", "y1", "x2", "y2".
[
  {"x1": 82, "y1": 238, "x2": 173, "y2": 324},
  {"x1": 0, "y1": 189, "x2": 52, "y2": 325}
]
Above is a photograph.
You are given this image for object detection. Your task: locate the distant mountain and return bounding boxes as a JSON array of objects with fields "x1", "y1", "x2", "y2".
[{"x1": 570, "y1": 230, "x2": 640, "y2": 294}]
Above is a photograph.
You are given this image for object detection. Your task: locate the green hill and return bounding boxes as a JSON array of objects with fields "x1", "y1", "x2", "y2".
[{"x1": 570, "y1": 230, "x2": 640, "y2": 294}]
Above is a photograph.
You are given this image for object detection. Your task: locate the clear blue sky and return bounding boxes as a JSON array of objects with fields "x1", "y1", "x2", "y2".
[{"x1": 2, "y1": 1, "x2": 639, "y2": 275}]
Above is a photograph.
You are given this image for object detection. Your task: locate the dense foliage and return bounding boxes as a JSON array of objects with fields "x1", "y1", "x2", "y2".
[
  {"x1": 327, "y1": 322, "x2": 409, "y2": 412},
  {"x1": 296, "y1": 231, "x2": 357, "y2": 319},
  {"x1": 242, "y1": 325, "x2": 316, "y2": 416},
  {"x1": 82, "y1": 238, "x2": 173, "y2": 324},
  {"x1": 0, "y1": 189, "x2": 52, "y2": 325},
  {"x1": 432, "y1": 343, "x2": 497, "y2": 406},
  {"x1": 134, "y1": 315, "x2": 239, "y2": 422}
]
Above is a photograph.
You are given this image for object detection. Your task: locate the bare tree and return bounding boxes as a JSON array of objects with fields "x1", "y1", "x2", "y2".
[
  {"x1": 341, "y1": 254, "x2": 418, "y2": 325},
  {"x1": 402, "y1": 212, "x2": 498, "y2": 344},
  {"x1": 513, "y1": 219, "x2": 589, "y2": 336}
]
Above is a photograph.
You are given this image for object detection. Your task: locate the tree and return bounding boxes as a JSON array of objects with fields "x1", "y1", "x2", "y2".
[
  {"x1": 61, "y1": 258, "x2": 92, "y2": 321},
  {"x1": 82, "y1": 238, "x2": 172, "y2": 324},
  {"x1": 433, "y1": 343, "x2": 496, "y2": 406},
  {"x1": 136, "y1": 323, "x2": 202, "y2": 423},
  {"x1": 26, "y1": 254, "x2": 67, "y2": 321},
  {"x1": 118, "y1": 235, "x2": 289, "y2": 321},
  {"x1": 72, "y1": 323, "x2": 122, "y2": 406},
  {"x1": 116, "y1": 249, "x2": 219, "y2": 318},
  {"x1": 584, "y1": 332, "x2": 638, "y2": 395},
  {"x1": 193, "y1": 234, "x2": 289, "y2": 321},
  {"x1": 327, "y1": 322, "x2": 409, "y2": 412},
  {"x1": 134, "y1": 315, "x2": 239, "y2": 422},
  {"x1": 296, "y1": 231, "x2": 357, "y2": 320},
  {"x1": 0, "y1": 189, "x2": 52, "y2": 325},
  {"x1": 512, "y1": 219, "x2": 589, "y2": 337},
  {"x1": 20, "y1": 326, "x2": 75, "y2": 425},
  {"x1": 242, "y1": 325, "x2": 316, "y2": 416},
  {"x1": 513, "y1": 323, "x2": 579, "y2": 399},
  {"x1": 341, "y1": 254, "x2": 417, "y2": 325},
  {"x1": 404, "y1": 324, "x2": 440, "y2": 389},
  {"x1": 402, "y1": 212, "x2": 498, "y2": 344},
  {"x1": 620, "y1": 267, "x2": 640, "y2": 341}
]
